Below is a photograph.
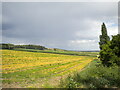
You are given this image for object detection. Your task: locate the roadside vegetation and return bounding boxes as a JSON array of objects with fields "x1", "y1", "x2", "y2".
[{"x1": 59, "y1": 60, "x2": 120, "y2": 88}]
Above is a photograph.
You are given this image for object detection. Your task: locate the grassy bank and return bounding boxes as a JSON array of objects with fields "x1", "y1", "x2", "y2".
[{"x1": 59, "y1": 60, "x2": 120, "y2": 88}]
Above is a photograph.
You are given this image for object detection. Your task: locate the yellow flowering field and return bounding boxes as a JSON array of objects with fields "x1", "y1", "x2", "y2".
[{"x1": 2, "y1": 50, "x2": 95, "y2": 88}]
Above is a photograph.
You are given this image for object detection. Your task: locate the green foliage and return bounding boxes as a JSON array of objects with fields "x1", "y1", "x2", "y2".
[
  {"x1": 110, "y1": 34, "x2": 120, "y2": 66},
  {"x1": 60, "y1": 60, "x2": 120, "y2": 88},
  {"x1": 0, "y1": 43, "x2": 46, "y2": 50},
  {"x1": 99, "y1": 23, "x2": 110, "y2": 50},
  {"x1": 66, "y1": 75, "x2": 78, "y2": 88},
  {"x1": 99, "y1": 42, "x2": 113, "y2": 67},
  {"x1": 0, "y1": 43, "x2": 14, "y2": 49},
  {"x1": 99, "y1": 22, "x2": 120, "y2": 67},
  {"x1": 100, "y1": 34, "x2": 120, "y2": 67}
]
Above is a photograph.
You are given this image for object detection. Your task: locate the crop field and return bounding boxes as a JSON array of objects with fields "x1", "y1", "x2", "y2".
[{"x1": 2, "y1": 50, "x2": 97, "y2": 88}]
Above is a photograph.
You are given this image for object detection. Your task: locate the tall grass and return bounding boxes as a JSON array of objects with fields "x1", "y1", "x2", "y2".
[{"x1": 59, "y1": 60, "x2": 120, "y2": 88}]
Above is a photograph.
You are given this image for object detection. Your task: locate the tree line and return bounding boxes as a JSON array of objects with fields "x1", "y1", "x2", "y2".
[{"x1": 0, "y1": 43, "x2": 47, "y2": 50}]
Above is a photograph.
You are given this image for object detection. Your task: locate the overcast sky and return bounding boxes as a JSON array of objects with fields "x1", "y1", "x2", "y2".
[{"x1": 2, "y1": 2, "x2": 118, "y2": 50}]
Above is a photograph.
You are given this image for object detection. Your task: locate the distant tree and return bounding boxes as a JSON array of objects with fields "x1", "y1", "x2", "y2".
[
  {"x1": 8, "y1": 43, "x2": 14, "y2": 49},
  {"x1": 1, "y1": 43, "x2": 14, "y2": 49},
  {"x1": 99, "y1": 23, "x2": 110, "y2": 50},
  {"x1": 1, "y1": 43, "x2": 46, "y2": 50},
  {"x1": 54, "y1": 48, "x2": 57, "y2": 51},
  {"x1": 0, "y1": 44, "x2": 2, "y2": 49}
]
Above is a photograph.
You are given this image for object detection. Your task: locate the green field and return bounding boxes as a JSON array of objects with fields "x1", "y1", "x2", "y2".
[
  {"x1": 14, "y1": 48, "x2": 99, "y2": 57},
  {"x1": 2, "y1": 49, "x2": 98, "y2": 88}
]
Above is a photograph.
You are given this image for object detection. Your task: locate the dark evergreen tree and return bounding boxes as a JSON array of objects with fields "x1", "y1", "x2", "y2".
[
  {"x1": 100, "y1": 34, "x2": 120, "y2": 67},
  {"x1": 99, "y1": 23, "x2": 120, "y2": 67},
  {"x1": 99, "y1": 23, "x2": 110, "y2": 50},
  {"x1": 109, "y1": 34, "x2": 120, "y2": 66}
]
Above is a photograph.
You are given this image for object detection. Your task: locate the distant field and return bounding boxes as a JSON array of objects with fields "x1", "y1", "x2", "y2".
[
  {"x1": 2, "y1": 50, "x2": 97, "y2": 88},
  {"x1": 13, "y1": 48, "x2": 99, "y2": 57}
]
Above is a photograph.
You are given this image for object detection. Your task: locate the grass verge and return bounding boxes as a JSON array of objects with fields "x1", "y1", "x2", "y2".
[{"x1": 59, "y1": 59, "x2": 120, "y2": 88}]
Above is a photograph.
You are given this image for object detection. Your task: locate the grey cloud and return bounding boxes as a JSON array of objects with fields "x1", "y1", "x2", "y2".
[{"x1": 2, "y1": 2, "x2": 118, "y2": 50}]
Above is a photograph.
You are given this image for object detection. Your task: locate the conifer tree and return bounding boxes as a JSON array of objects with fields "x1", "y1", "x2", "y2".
[
  {"x1": 99, "y1": 22, "x2": 120, "y2": 67},
  {"x1": 99, "y1": 23, "x2": 110, "y2": 50}
]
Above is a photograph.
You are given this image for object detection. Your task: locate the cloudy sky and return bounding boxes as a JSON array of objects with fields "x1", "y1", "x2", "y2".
[{"x1": 2, "y1": 2, "x2": 118, "y2": 50}]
